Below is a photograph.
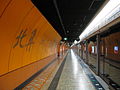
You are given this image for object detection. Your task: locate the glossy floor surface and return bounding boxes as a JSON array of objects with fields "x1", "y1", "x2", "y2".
[
  {"x1": 22, "y1": 50, "x2": 108, "y2": 90},
  {"x1": 56, "y1": 50, "x2": 96, "y2": 90}
]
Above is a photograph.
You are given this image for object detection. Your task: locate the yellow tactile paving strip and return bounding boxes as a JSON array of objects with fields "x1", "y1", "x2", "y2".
[{"x1": 22, "y1": 54, "x2": 67, "y2": 90}]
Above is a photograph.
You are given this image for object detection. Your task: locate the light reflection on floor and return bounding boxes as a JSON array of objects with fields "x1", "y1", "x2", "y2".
[{"x1": 56, "y1": 49, "x2": 96, "y2": 90}]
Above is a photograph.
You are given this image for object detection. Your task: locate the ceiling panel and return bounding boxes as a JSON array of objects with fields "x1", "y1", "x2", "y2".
[{"x1": 32, "y1": 0, "x2": 105, "y2": 42}]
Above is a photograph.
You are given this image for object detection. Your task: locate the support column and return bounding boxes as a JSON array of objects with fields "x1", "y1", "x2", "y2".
[
  {"x1": 78, "y1": 44, "x2": 80, "y2": 55},
  {"x1": 96, "y1": 34, "x2": 100, "y2": 75},
  {"x1": 81, "y1": 43, "x2": 83, "y2": 59},
  {"x1": 86, "y1": 40, "x2": 88, "y2": 64}
]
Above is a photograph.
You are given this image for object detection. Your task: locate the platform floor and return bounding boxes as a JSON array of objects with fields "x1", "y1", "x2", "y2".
[{"x1": 22, "y1": 49, "x2": 109, "y2": 90}]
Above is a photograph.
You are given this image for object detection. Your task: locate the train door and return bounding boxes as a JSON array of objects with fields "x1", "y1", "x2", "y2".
[{"x1": 100, "y1": 34, "x2": 120, "y2": 90}]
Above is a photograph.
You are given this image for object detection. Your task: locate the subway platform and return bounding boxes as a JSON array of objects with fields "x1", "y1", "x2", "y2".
[
  {"x1": 1, "y1": 0, "x2": 120, "y2": 90},
  {"x1": 16, "y1": 49, "x2": 109, "y2": 90}
]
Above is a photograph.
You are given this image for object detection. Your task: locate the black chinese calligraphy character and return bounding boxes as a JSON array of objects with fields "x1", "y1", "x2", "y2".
[
  {"x1": 26, "y1": 29, "x2": 37, "y2": 46},
  {"x1": 26, "y1": 29, "x2": 37, "y2": 51},
  {"x1": 13, "y1": 30, "x2": 27, "y2": 48}
]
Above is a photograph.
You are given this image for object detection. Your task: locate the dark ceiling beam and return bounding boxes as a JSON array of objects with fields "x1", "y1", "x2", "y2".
[
  {"x1": 31, "y1": 0, "x2": 106, "y2": 43},
  {"x1": 53, "y1": 0, "x2": 66, "y2": 36},
  {"x1": 89, "y1": 0, "x2": 96, "y2": 10}
]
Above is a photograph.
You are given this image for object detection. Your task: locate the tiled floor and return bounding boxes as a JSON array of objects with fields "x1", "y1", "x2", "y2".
[
  {"x1": 22, "y1": 55, "x2": 65, "y2": 90},
  {"x1": 56, "y1": 50, "x2": 96, "y2": 90},
  {"x1": 22, "y1": 50, "x2": 108, "y2": 90}
]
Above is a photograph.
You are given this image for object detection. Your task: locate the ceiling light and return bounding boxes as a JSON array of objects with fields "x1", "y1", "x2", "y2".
[
  {"x1": 64, "y1": 37, "x2": 67, "y2": 40},
  {"x1": 79, "y1": 0, "x2": 120, "y2": 41}
]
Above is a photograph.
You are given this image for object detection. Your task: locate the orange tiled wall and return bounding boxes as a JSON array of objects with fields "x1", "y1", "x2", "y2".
[
  {"x1": 0, "y1": 0, "x2": 61, "y2": 76},
  {"x1": 101, "y1": 32, "x2": 120, "y2": 61}
]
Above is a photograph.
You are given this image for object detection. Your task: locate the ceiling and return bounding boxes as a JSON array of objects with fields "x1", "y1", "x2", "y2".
[{"x1": 31, "y1": 0, "x2": 105, "y2": 43}]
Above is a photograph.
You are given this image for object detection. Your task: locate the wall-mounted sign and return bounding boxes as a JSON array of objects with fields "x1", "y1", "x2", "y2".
[
  {"x1": 92, "y1": 46, "x2": 94, "y2": 53},
  {"x1": 114, "y1": 46, "x2": 119, "y2": 54}
]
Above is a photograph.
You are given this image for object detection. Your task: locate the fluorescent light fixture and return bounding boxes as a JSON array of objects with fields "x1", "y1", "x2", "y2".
[
  {"x1": 79, "y1": 0, "x2": 120, "y2": 41},
  {"x1": 74, "y1": 40, "x2": 78, "y2": 44},
  {"x1": 70, "y1": 40, "x2": 79, "y2": 47},
  {"x1": 64, "y1": 37, "x2": 67, "y2": 40}
]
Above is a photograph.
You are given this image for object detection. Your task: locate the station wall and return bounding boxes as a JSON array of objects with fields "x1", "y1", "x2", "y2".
[
  {"x1": 101, "y1": 31, "x2": 120, "y2": 61},
  {"x1": 87, "y1": 32, "x2": 120, "y2": 62},
  {"x1": 0, "y1": 0, "x2": 62, "y2": 89}
]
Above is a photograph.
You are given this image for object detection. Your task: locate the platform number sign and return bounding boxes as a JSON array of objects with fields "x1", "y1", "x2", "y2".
[{"x1": 114, "y1": 46, "x2": 119, "y2": 54}]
